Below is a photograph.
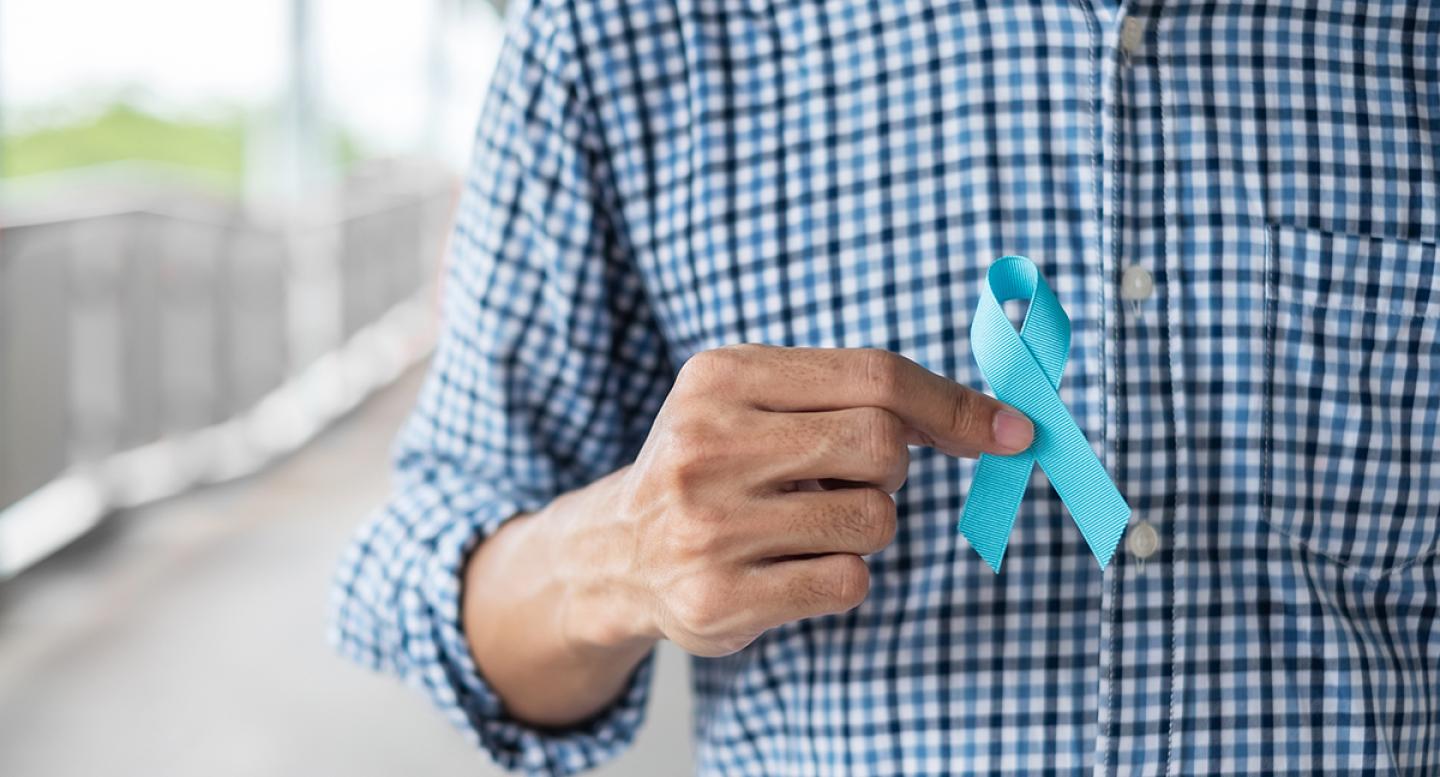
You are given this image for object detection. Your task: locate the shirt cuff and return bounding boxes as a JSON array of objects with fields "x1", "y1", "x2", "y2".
[{"x1": 365, "y1": 493, "x2": 655, "y2": 776}]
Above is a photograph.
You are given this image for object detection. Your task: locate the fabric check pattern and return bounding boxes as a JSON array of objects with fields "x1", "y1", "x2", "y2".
[{"x1": 330, "y1": 0, "x2": 1440, "y2": 774}]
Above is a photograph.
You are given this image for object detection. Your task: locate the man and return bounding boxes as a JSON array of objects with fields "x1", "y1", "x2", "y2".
[{"x1": 331, "y1": 0, "x2": 1440, "y2": 773}]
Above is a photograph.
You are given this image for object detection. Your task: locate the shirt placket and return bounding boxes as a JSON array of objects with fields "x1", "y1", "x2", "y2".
[{"x1": 1093, "y1": 3, "x2": 1182, "y2": 776}]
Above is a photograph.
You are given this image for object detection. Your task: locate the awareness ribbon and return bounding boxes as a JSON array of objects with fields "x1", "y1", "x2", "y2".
[{"x1": 958, "y1": 256, "x2": 1131, "y2": 573}]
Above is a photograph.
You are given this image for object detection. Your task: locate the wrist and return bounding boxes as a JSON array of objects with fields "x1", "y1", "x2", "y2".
[
  {"x1": 542, "y1": 469, "x2": 660, "y2": 654},
  {"x1": 460, "y1": 477, "x2": 657, "y2": 729}
]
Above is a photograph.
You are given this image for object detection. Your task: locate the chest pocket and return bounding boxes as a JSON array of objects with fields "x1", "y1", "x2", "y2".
[{"x1": 1262, "y1": 224, "x2": 1440, "y2": 577}]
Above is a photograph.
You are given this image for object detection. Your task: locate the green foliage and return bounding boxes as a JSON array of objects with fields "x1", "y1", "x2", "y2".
[
  {"x1": 2, "y1": 102, "x2": 366, "y2": 191},
  {"x1": 4, "y1": 103, "x2": 246, "y2": 184}
]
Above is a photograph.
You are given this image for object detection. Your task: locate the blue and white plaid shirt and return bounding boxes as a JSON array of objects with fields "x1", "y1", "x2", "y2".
[{"x1": 331, "y1": 0, "x2": 1440, "y2": 773}]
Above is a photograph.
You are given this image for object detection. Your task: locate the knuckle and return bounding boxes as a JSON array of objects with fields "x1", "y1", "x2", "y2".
[
  {"x1": 855, "y1": 405, "x2": 890, "y2": 444},
  {"x1": 883, "y1": 446, "x2": 911, "y2": 492},
  {"x1": 725, "y1": 343, "x2": 769, "y2": 358},
  {"x1": 664, "y1": 447, "x2": 711, "y2": 491},
  {"x1": 678, "y1": 348, "x2": 734, "y2": 389},
  {"x1": 860, "y1": 349, "x2": 903, "y2": 404},
  {"x1": 830, "y1": 556, "x2": 871, "y2": 612},
  {"x1": 947, "y1": 387, "x2": 986, "y2": 443},
  {"x1": 859, "y1": 407, "x2": 906, "y2": 458},
  {"x1": 859, "y1": 490, "x2": 898, "y2": 550},
  {"x1": 675, "y1": 353, "x2": 710, "y2": 387},
  {"x1": 849, "y1": 408, "x2": 909, "y2": 492},
  {"x1": 681, "y1": 405, "x2": 745, "y2": 447},
  {"x1": 662, "y1": 419, "x2": 729, "y2": 487},
  {"x1": 790, "y1": 557, "x2": 871, "y2": 615}
]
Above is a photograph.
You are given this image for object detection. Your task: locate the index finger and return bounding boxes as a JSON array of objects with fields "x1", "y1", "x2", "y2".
[{"x1": 685, "y1": 345, "x2": 1034, "y2": 457}]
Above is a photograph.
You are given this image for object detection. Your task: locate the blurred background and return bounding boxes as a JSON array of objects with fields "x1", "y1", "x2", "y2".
[{"x1": 0, "y1": 1, "x2": 690, "y2": 774}]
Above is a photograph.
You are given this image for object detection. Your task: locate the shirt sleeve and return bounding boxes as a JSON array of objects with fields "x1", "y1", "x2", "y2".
[{"x1": 328, "y1": 0, "x2": 675, "y2": 773}]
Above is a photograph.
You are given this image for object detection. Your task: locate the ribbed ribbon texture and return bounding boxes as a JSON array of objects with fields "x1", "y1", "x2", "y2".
[{"x1": 958, "y1": 256, "x2": 1131, "y2": 573}]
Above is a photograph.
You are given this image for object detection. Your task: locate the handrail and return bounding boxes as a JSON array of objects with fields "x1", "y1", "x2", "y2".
[{"x1": 0, "y1": 162, "x2": 457, "y2": 579}]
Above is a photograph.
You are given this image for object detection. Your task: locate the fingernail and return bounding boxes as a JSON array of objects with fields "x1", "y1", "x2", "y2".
[{"x1": 992, "y1": 409, "x2": 1034, "y2": 452}]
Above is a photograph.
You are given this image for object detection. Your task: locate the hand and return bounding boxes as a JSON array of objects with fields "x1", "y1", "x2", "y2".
[{"x1": 560, "y1": 345, "x2": 1033, "y2": 658}]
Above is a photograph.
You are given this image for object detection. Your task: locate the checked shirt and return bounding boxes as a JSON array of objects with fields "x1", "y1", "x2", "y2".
[{"x1": 331, "y1": 0, "x2": 1440, "y2": 774}]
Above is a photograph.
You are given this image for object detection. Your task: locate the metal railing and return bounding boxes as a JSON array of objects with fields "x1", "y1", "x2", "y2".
[{"x1": 0, "y1": 160, "x2": 456, "y2": 576}]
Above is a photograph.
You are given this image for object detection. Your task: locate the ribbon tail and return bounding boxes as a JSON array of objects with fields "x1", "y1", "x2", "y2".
[
  {"x1": 1071, "y1": 501, "x2": 1130, "y2": 570},
  {"x1": 959, "y1": 451, "x2": 1035, "y2": 573},
  {"x1": 1029, "y1": 410, "x2": 1131, "y2": 570}
]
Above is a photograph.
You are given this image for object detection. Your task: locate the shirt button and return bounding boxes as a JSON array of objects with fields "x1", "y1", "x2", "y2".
[
  {"x1": 1120, "y1": 265, "x2": 1154, "y2": 302},
  {"x1": 1126, "y1": 520, "x2": 1160, "y2": 561},
  {"x1": 1119, "y1": 17, "x2": 1147, "y2": 55}
]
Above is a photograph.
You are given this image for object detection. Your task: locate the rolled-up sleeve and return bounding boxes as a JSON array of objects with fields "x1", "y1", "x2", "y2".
[{"x1": 328, "y1": 0, "x2": 674, "y2": 772}]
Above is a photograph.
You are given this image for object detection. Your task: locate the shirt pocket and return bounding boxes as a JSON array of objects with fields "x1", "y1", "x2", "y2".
[{"x1": 1262, "y1": 223, "x2": 1440, "y2": 577}]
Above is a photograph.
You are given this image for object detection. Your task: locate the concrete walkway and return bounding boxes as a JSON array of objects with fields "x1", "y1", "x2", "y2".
[{"x1": 0, "y1": 369, "x2": 692, "y2": 776}]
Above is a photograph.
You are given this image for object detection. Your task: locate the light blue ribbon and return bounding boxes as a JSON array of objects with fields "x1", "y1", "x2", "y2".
[{"x1": 958, "y1": 255, "x2": 1131, "y2": 573}]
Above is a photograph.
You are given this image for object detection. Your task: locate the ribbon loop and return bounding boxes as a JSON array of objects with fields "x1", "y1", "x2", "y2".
[{"x1": 958, "y1": 256, "x2": 1131, "y2": 573}]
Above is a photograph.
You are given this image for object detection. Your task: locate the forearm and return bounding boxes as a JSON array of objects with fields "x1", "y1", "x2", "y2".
[{"x1": 461, "y1": 468, "x2": 657, "y2": 728}]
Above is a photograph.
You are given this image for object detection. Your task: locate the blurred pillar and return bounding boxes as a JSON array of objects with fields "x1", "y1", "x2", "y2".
[
  {"x1": 425, "y1": 0, "x2": 452, "y2": 155},
  {"x1": 279, "y1": 0, "x2": 343, "y2": 374},
  {"x1": 281, "y1": 0, "x2": 331, "y2": 199}
]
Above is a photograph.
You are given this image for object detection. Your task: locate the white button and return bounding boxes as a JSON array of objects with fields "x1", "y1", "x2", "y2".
[
  {"x1": 1119, "y1": 17, "x2": 1147, "y2": 55},
  {"x1": 1120, "y1": 265, "x2": 1154, "y2": 301},
  {"x1": 1126, "y1": 521, "x2": 1160, "y2": 561}
]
